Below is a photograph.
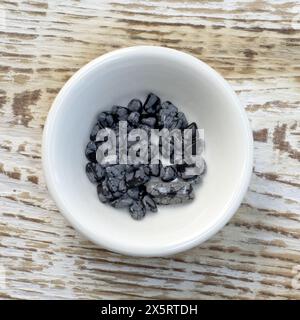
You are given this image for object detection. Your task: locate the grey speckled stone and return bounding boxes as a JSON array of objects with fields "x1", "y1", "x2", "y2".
[{"x1": 146, "y1": 180, "x2": 194, "y2": 205}]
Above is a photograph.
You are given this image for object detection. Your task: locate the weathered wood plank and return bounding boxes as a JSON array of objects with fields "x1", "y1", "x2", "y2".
[{"x1": 0, "y1": 0, "x2": 299, "y2": 299}]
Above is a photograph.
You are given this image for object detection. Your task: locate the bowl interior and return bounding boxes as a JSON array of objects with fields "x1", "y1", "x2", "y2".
[{"x1": 44, "y1": 47, "x2": 251, "y2": 256}]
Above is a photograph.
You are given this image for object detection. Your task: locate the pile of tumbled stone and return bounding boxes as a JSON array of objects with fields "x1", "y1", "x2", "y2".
[{"x1": 85, "y1": 93, "x2": 206, "y2": 220}]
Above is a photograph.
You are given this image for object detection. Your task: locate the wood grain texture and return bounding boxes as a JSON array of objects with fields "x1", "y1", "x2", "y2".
[{"x1": 0, "y1": 0, "x2": 299, "y2": 300}]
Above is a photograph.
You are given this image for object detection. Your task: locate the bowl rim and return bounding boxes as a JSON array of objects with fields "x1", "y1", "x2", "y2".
[{"x1": 42, "y1": 45, "x2": 253, "y2": 257}]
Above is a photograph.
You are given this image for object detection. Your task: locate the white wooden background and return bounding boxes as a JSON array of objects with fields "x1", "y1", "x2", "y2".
[{"x1": 0, "y1": 0, "x2": 299, "y2": 299}]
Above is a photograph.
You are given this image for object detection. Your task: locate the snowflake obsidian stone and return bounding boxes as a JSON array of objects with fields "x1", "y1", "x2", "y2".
[{"x1": 85, "y1": 93, "x2": 206, "y2": 220}]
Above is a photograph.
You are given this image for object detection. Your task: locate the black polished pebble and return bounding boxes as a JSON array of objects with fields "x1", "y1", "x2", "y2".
[
  {"x1": 160, "y1": 101, "x2": 178, "y2": 117},
  {"x1": 112, "y1": 106, "x2": 129, "y2": 121},
  {"x1": 177, "y1": 112, "x2": 189, "y2": 129},
  {"x1": 143, "y1": 93, "x2": 161, "y2": 114},
  {"x1": 126, "y1": 166, "x2": 150, "y2": 187},
  {"x1": 179, "y1": 159, "x2": 206, "y2": 184},
  {"x1": 141, "y1": 116, "x2": 156, "y2": 128},
  {"x1": 86, "y1": 162, "x2": 105, "y2": 183},
  {"x1": 97, "y1": 188, "x2": 109, "y2": 203},
  {"x1": 98, "y1": 112, "x2": 106, "y2": 124},
  {"x1": 160, "y1": 165, "x2": 177, "y2": 182},
  {"x1": 148, "y1": 163, "x2": 161, "y2": 177},
  {"x1": 179, "y1": 169, "x2": 200, "y2": 182},
  {"x1": 158, "y1": 101, "x2": 190, "y2": 130},
  {"x1": 90, "y1": 123, "x2": 101, "y2": 141},
  {"x1": 106, "y1": 164, "x2": 126, "y2": 178},
  {"x1": 129, "y1": 201, "x2": 146, "y2": 220},
  {"x1": 98, "y1": 112, "x2": 114, "y2": 128},
  {"x1": 85, "y1": 141, "x2": 97, "y2": 162},
  {"x1": 86, "y1": 93, "x2": 206, "y2": 220},
  {"x1": 97, "y1": 181, "x2": 113, "y2": 203},
  {"x1": 143, "y1": 165, "x2": 150, "y2": 176},
  {"x1": 111, "y1": 195, "x2": 133, "y2": 208},
  {"x1": 118, "y1": 179, "x2": 127, "y2": 193},
  {"x1": 127, "y1": 187, "x2": 141, "y2": 200},
  {"x1": 107, "y1": 177, "x2": 121, "y2": 193},
  {"x1": 127, "y1": 99, "x2": 142, "y2": 113},
  {"x1": 127, "y1": 111, "x2": 140, "y2": 127},
  {"x1": 180, "y1": 173, "x2": 202, "y2": 185},
  {"x1": 142, "y1": 194, "x2": 157, "y2": 212}
]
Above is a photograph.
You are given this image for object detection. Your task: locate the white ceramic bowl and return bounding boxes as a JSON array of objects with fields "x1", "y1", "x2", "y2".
[{"x1": 43, "y1": 46, "x2": 253, "y2": 257}]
